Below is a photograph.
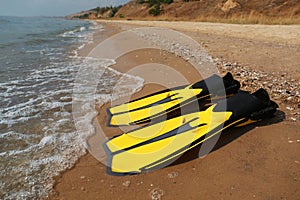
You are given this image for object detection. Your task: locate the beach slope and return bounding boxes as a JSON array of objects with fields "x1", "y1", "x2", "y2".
[{"x1": 50, "y1": 20, "x2": 299, "y2": 200}]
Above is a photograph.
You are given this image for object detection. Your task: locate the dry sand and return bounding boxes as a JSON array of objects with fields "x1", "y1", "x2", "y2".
[{"x1": 50, "y1": 21, "x2": 299, "y2": 200}]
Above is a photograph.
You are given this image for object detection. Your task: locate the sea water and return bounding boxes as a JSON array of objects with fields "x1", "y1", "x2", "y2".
[{"x1": 0, "y1": 16, "x2": 143, "y2": 199}]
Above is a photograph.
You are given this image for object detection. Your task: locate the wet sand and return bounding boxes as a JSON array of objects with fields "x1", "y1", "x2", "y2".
[{"x1": 50, "y1": 21, "x2": 299, "y2": 200}]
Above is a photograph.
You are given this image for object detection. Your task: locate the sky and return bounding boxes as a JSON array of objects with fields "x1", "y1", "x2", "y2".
[{"x1": 0, "y1": 0, "x2": 130, "y2": 17}]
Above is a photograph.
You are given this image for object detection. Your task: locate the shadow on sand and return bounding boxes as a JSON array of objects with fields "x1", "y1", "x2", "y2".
[{"x1": 169, "y1": 110, "x2": 285, "y2": 167}]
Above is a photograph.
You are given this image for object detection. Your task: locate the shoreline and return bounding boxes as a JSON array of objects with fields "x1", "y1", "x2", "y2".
[{"x1": 50, "y1": 20, "x2": 299, "y2": 199}]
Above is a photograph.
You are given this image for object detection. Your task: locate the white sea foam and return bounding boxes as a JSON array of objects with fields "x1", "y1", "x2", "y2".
[
  {"x1": 60, "y1": 27, "x2": 86, "y2": 38},
  {"x1": 0, "y1": 20, "x2": 144, "y2": 199}
]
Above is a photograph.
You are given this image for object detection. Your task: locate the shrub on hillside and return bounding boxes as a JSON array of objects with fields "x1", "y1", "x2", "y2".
[
  {"x1": 148, "y1": 0, "x2": 160, "y2": 7},
  {"x1": 149, "y1": 4, "x2": 161, "y2": 16},
  {"x1": 108, "y1": 5, "x2": 122, "y2": 18},
  {"x1": 137, "y1": 0, "x2": 147, "y2": 3},
  {"x1": 137, "y1": 0, "x2": 173, "y2": 6},
  {"x1": 161, "y1": 0, "x2": 173, "y2": 4}
]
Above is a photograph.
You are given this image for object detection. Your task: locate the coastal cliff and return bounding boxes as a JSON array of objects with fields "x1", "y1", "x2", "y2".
[{"x1": 68, "y1": 0, "x2": 300, "y2": 24}]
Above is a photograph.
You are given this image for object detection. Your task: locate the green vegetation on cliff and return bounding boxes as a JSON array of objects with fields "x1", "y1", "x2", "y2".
[{"x1": 68, "y1": 0, "x2": 300, "y2": 24}]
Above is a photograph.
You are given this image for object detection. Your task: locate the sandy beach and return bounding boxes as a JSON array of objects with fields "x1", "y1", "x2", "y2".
[{"x1": 50, "y1": 20, "x2": 299, "y2": 200}]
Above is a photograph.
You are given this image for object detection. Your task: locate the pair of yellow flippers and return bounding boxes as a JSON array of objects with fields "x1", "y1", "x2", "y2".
[{"x1": 104, "y1": 73, "x2": 278, "y2": 175}]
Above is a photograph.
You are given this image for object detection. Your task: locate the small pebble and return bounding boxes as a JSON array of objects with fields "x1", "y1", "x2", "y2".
[
  {"x1": 80, "y1": 176, "x2": 85, "y2": 179},
  {"x1": 168, "y1": 171, "x2": 179, "y2": 178},
  {"x1": 150, "y1": 188, "x2": 164, "y2": 200},
  {"x1": 122, "y1": 180, "x2": 131, "y2": 187},
  {"x1": 286, "y1": 107, "x2": 293, "y2": 111}
]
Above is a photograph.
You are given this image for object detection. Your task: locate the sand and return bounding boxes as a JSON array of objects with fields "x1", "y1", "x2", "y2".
[{"x1": 50, "y1": 21, "x2": 299, "y2": 200}]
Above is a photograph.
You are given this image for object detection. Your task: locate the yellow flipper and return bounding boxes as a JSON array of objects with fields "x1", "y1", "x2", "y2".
[
  {"x1": 105, "y1": 105, "x2": 233, "y2": 174},
  {"x1": 109, "y1": 86, "x2": 202, "y2": 126},
  {"x1": 107, "y1": 73, "x2": 240, "y2": 126}
]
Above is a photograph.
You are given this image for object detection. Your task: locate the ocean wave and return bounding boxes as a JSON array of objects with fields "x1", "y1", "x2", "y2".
[
  {"x1": 60, "y1": 26, "x2": 88, "y2": 38},
  {"x1": 0, "y1": 19, "x2": 144, "y2": 200}
]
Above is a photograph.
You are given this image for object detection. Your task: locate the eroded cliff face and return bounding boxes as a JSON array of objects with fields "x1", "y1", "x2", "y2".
[
  {"x1": 69, "y1": 0, "x2": 300, "y2": 22},
  {"x1": 115, "y1": 0, "x2": 300, "y2": 19},
  {"x1": 218, "y1": 0, "x2": 240, "y2": 13}
]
